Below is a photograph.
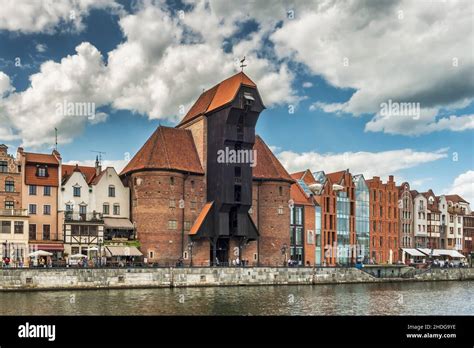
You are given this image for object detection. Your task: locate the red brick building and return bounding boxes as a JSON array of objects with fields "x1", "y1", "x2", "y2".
[
  {"x1": 367, "y1": 176, "x2": 399, "y2": 264},
  {"x1": 121, "y1": 72, "x2": 293, "y2": 266}
]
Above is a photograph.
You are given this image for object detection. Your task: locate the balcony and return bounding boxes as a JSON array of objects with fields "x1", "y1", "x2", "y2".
[
  {"x1": 0, "y1": 209, "x2": 28, "y2": 217},
  {"x1": 65, "y1": 212, "x2": 103, "y2": 223}
]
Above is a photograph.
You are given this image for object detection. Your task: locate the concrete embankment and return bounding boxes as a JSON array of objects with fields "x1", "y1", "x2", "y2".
[{"x1": 0, "y1": 267, "x2": 472, "y2": 291}]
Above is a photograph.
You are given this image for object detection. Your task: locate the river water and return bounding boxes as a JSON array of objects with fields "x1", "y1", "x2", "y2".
[{"x1": 0, "y1": 281, "x2": 472, "y2": 315}]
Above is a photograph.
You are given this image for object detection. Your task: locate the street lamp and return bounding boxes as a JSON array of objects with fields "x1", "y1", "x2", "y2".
[
  {"x1": 98, "y1": 238, "x2": 103, "y2": 267},
  {"x1": 188, "y1": 241, "x2": 194, "y2": 267},
  {"x1": 281, "y1": 243, "x2": 288, "y2": 267}
]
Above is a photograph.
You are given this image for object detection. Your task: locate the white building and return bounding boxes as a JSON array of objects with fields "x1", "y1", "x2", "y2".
[
  {"x1": 439, "y1": 195, "x2": 469, "y2": 251},
  {"x1": 60, "y1": 160, "x2": 134, "y2": 258},
  {"x1": 413, "y1": 192, "x2": 428, "y2": 248}
]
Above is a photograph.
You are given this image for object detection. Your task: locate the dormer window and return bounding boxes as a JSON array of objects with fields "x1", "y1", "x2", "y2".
[
  {"x1": 243, "y1": 92, "x2": 255, "y2": 107},
  {"x1": 36, "y1": 165, "x2": 48, "y2": 177}
]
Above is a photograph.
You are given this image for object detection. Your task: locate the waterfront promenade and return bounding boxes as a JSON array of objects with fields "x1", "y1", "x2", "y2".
[{"x1": 0, "y1": 266, "x2": 472, "y2": 291}]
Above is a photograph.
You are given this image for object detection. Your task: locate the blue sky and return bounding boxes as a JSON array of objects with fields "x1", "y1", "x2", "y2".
[{"x1": 0, "y1": 0, "x2": 472, "y2": 202}]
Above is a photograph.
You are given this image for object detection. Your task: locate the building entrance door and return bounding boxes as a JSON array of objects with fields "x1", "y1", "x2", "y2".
[{"x1": 211, "y1": 238, "x2": 229, "y2": 266}]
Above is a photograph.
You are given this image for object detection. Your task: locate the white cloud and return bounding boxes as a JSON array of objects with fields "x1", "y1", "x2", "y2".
[
  {"x1": 0, "y1": 0, "x2": 122, "y2": 33},
  {"x1": 0, "y1": 71, "x2": 13, "y2": 96},
  {"x1": 35, "y1": 43, "x2": 47, "y2": 53},
  {"x1": 302, "y1": 82, "x2": 313, "y2": 88},
  {"x1": 276, "y1": 147, "x2": 448, "y2": 179},
  {"x1": 443, "y1": 170, "x2": 474, "y2": 205},
  {"x1": 0, "y1": 1, "x2": 300, "y2": 147},
  {"x1": 272, "y1": 0, "x2": 474, "y2": 135}
]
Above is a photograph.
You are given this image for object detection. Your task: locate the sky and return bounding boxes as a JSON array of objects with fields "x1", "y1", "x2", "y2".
[{"x1": 0, "y1": 0, "x2": 472, "y2": 203}]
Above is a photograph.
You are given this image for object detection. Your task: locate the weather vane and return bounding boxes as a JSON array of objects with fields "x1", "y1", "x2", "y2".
[{"x1": 240, "y1": 56, "x2": 247, "y2": 72}]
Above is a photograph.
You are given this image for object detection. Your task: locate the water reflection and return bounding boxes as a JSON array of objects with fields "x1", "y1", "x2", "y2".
[{"x1": 0, "y1": 281, "x2": 472, "y2": 315}]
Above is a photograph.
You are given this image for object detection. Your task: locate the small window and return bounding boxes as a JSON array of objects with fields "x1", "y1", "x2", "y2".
[
  {"x1": 5, "y1": 180, "x2": 14, "y2": 192},
  {"x1": 169, "y1": 199, "x2": 176, "y2": 208},
  {"x1": 191, "y1": 180, "x2": 195, "y2": 189},
  {"x1": 14, "y1": 221, "x2": 24, "y2": 234},
  {"x1": 234, "y1": 167, "x2": 241, "y2": 178},
  {"x1": 1, "y1": 221, "x2": 11, "y2": 234},
  {"x1": 65, "y1": 204, "x2": 73, "y2": 212},
  {"x1": 29, "y1": 204, "x2": 37, "y2": 215},
  {"x1": 168, "y1": 220, "x2": 178, "y2": 230},
  {"x1": 43, "y1": 186, "x2": 51, "y2": 196},
  {"x1": 149, "y1": 251, "x2": 154, "y2": 259},
  {"x1": 73, "y1": 186, "x2": 81, "y2": 197},
  {"x1": 43, "y1": 205, "x2": 51, "y2": 215},
  {"x1": 190, "y1": 201, "x2": 197, "y2": 210},
  {"x1": 37, "y1": 166, "x2": 48, "y2": 177},
  {"x1": 103, "y1": 203, "x2": 110, "y2": 215},
  {"x1": 5, "y1": 201, "x2": 14, "y2": 209},
  {"x1": 108, "y1": 185, "x2": 115, "y2": 197},
  {"x1": 79, "y1": 205, "x2": 87, "y2": 215},
  {"x1": 279, "y1": 186, "x2": 283, "y2": 196},
  {"x1": 29, "y1": 185, "x2": 37, "y2": 195},
  {"x1": 234, "y1": 185, "x2": 241, "y2": 202},
  {"x1": 184, "y1": 221, "x2": 191, "y2": 231},
  {"x1": 278, "y1": 206, "x2": 284, "y2": 215},
  {"x1": 170, "y1": 177, "x2": 175, "y2": 186},
  {"x1": 113, "y1": 204, "x2": 120, "y2": 215},
  {"x1": 0, "y1": 161, "x2": 7, "y2": 173},
  {"x1": 183, "y1": 251, "x2": 189, "y2": 259}
]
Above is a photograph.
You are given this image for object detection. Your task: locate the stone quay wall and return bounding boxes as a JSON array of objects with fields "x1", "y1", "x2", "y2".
[{"x1": 0, "y1": 267, "x2": 472, "y2": 291}]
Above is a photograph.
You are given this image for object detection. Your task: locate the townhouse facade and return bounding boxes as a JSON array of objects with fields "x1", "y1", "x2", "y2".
[
  {"x1": 60, "y1": 161, "x2": 134, "y2": 258},
  {"x1": 367, "y1": 176, "x2": 399, "y2": 264},
  {"x1": 18, "y1": 148, "x2": 63, "y2": 259},
  {"x1": 0, "y1": 144, "x2": 29, "y2": 265},
  {"x1": 398, "y1": 183, "x2": 414, "y2": 250}
]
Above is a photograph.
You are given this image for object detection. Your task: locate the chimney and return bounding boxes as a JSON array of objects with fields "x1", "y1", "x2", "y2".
[
  {"x1": 95, "y1": 155, "x2": 102, "y2": 176},
  {"x1": 389, "y1": 175, "x2": 394, "y2": 182}
]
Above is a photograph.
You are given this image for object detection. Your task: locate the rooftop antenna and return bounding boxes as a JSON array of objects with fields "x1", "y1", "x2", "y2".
[
  {"x1": 240, "y1": 56, "x2": 247, "y2": 72},
  {"x1": 54, "y1": 128, "x2": 58, "y2": 151},
  {"x1": 90, "y1": 150, "x2": 106, "y2": 165}
]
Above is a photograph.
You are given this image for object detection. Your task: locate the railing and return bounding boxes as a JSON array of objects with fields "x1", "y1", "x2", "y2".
[
  {"x1": 65, "y1": 212, "x2": 103, "y2": 223},
  {"x1": 0, "y1": 209, "x2": 28, "y2": 216}
]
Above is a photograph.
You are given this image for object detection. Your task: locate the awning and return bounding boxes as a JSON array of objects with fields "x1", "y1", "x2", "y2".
[
  {"x1": 103, "y1": 218, "x2": 134, "y2": 230},
  {"x1": 189, "y1": 202, "x2": 213, "y2": 236},
  {"x1": 402, "y1": 248, "x2": 425, "y2": 257},
  {"x1": 29, "y1": 243, "x2": 64, "y2": 251},
  {"x1": 417, "y1": 248, "x2": 436, "y2": 256},
  {"x1": 105, "y1": 246, "x2": 142, "y2": 257},
  {"x1": 434, "y1": 249, "x2": 466, "y2": 258}
]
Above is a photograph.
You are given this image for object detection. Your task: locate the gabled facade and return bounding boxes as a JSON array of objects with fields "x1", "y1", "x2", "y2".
[
  {"x1": 0, "y1": 144, "x2": 29, "y2": 265},
  {"x1": 367, "y1": 175, "x2": 399, "y2": 264},
  {"x1": 18, "y1": 148, "x2": 63, "y2": 258},
  {"x1": 60, "y1": 161, "x2": 133, "y2": 257},
  {"x1": 398, "y1": 182, "x2": 415, "y2": 260},
  {"x1": 290, "y1": 170, "x2": 320, "y2": 266}
]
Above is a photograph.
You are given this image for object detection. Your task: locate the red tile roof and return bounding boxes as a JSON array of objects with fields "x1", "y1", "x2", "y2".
[
  {"x1": 120, "y1": 126, "x2": 204, "y2": 176},
  {"x1": 444, "y1": 194, "x2": 469, "y2": 204},
  {"x1": 252, "y1": 135, "x2": 293, "y2": 183},
  {"x1": 177, "y1": 72, "x2": 257, "y2": 127},
  {"x1": 326, "y1": 170, "x2": 346, "y2": 184},
  {"x1": 290, "y1": 183, "x2": 313, "y2": 205},
  {"x1": 62, "y1": 164, "x2": 97, "y2": 185},
  {"x1": 24, "y1": 152, "x2": 60, "y2": 187},
  {"x1": 24, "y1": 152, "x2": 59, "y2": 165}
]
